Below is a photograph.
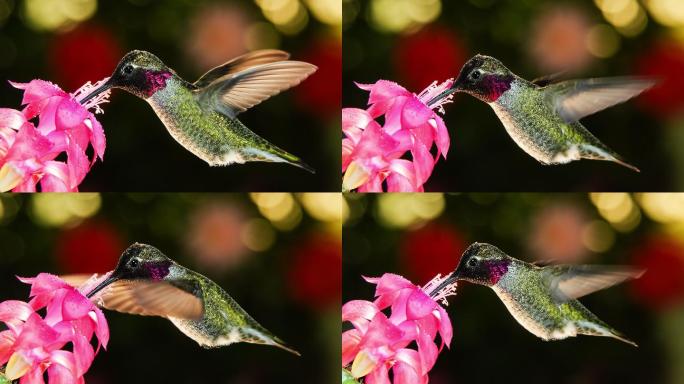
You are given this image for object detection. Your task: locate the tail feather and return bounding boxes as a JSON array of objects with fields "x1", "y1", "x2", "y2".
[
  {"x1": 240, "y1": 326, "x2": 301, "y2": 356},
  {"x1": 579, "y1": 143, "x2": 640, "y2": 172}
]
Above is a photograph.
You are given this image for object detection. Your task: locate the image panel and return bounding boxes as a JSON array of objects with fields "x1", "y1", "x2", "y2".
[
  {"x1": 343, "y1": 193, "x2": 684, "y2": 382},
  {"x1": 0, "y1": 1, "x2": 341, "y2": 192},
  {"x1": 0, "y1": 192, "x2": 341, "y2": 383},
  {"x1": 342, "y1": 0, "x2": 684, "y2": 192}
]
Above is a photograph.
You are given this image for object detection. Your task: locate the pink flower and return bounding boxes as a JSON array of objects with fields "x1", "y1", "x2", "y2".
[
  {"x1": 342, "y1": 79, "x2": 453, "y2": 192},
  {"x1": 342, "y1": 273, "x2": 457, "y2": 384},
  {"x1": 0, "y1": 78, "x2": 110, "y2": 192},
  {"x1": 0, "y1": 273, "x2": 109, "y2": 383}
]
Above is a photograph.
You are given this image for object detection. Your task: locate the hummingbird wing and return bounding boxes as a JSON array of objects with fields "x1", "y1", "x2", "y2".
[
  {"x1": 544, "y1": 265, "x2": 645, "y2": 302},
  {"x1": 193, "y1": 49, "x2": 291, "y2": 88},
  {"x1": 194, "y1": 60, "x2": 317, "y2": 118},
  {"x1": 543, "y1": 77, "x2": 656, "y2": 122},
  {"x1": 96, "y1": 280, "x2": 204, "y2": 320},
  {"x1": 530, "y1": 71, "x2": 568, "y2": 87}
]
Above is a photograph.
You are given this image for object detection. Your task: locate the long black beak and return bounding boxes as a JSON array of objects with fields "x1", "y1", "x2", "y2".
[
  {"x1": 428, "y1": 270, "x2": 459, "y2": 299},
  {"x1": 78, "y1": 79, "x2": 113, "y2": 105},
  {"x1": 86, "y1": 274, "x2": 118, "y2": 298},
  {"x1": 426, "y1": 83, "x2": 459, "y2": 108}
]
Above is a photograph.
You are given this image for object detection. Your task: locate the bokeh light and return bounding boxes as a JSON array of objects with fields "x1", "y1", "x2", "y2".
[
  {"x1": 22, "y1": 0, "x2": 97, "y2": 31},
  {"x1": 595, "y1": 0, "x2": 648, "y2": 37},
  {"x1": 375, "y1": 193, "x2": 445, "y2": 229},
  {"x1": 29, "y1": 193, "x2": 101, "y2": 227},
  {"x1": 589, "y1": 192, "x2": 641, "y2": 232},
  {"x1": 368, "y1": 0, "x2": 441, "y2": 34}
]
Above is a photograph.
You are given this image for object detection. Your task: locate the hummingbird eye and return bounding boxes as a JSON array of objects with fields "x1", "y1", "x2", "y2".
[
  {"x1": 469, "y1": 69, "x2": 482, "y2": 81},
  {"x1": 122, "y1": 64, "x2": 134, "y2": 75},
  {"x1": 467, "y1": 258, "x2": 478, "y2": 267},
  {"x1": 129, "y1": 258, "x2": 139, "y2": 268}
]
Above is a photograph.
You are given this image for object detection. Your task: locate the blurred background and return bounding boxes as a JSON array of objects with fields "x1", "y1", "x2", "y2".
[
  {"x1": 0, "y1": 0, "x2": 341, "y2": 191},
  {"x1": 0, "y1": 192, "x2": 342, "y2": 383},
  {"x1": 344, "y1": 193, "x2": 684, "y2": 383},
  {"x1": 343, "y1": 0, "x2": 684, "y2": 190}
]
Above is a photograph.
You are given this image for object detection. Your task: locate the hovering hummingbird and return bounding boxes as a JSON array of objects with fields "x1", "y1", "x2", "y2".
[
  {"x1": 430, "y1": 242, "x2": 644, "y2": 346},
  {"x1": 429, "y1": 54, "x2": 656, "y2": 172},
  {"x1": 83, "y1": 243, "x2": 299, "y2": 355},
  {"x1": 80, "y1": 49, "x2": 316, "y2": 172}
]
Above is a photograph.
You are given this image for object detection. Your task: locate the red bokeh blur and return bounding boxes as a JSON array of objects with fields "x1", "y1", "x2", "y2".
[
  {"x1": 287, "y1": 233, "x2": 341, "y2": 311},
  {"x1": 393, "y1": 26, "x2": 467, "y2": 92},
  {"x1": 634, "y1": 41, "x2": 684, "y2": 118},
  {"x1": 630, "y1": 236, "x2": 684, "y2": 311},
  {"x1": 55, "y1": 220, "x2": 125, "y2": 274},
  {"x1": 49, "y1": 24, "x2": 122, "y2": 91},
  {"x1": 400, "y1": 222, "x2": 467, "y2": 285},
  {"x1": 294, "y1": 39, "x2": 342, "y2": 120}
]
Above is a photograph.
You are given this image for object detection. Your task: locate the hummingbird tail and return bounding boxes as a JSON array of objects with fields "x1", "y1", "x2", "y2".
[
  {"x1": 579, "y1": 144, "x2": 640, "y2": 172},
  {"x1": 608, "y1": 329, "x2": 638, "y2": 347},
  {"x1": 240, "y1": 326, "x2": 301, "y2": 356}
]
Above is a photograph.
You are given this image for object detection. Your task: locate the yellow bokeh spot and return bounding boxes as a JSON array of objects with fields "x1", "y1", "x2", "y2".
[
  {"x1": 586, "y1": 24, "x2": 621, "y2": 58},
  {"x1": 299, "y1": 193, "x2": 348, "y2": 223},
  {"x1": 255, "y1": 0, "x2": 309, "y2": 35},
  {"x1": 30, "y1": 193, "x2": 101, "y2": 227},
  {"x1": 595, "y1": 0, "x2": 647, "y2": 37},
  {"x1": 376, "y1": 193, "x2": 445, "y2": 229},
  {"x1": 250, "y1": 193, "x2": 302, "y2": 231},
  {"x1": 582, "y1": 220, "x2": 616, "y2": 252},
  {"x1": 637, "y1": 193, "x2": 684, "y2": 223},
  {"x1": 369, "y1": 0, "x2": 441, "y2": 34},
  {"x1": 241, "y1": 218, "x2": 276, "y2": 252},
  {"x1": 589, "y1": 193, "x2": 641, "y2": 232},
  {"x1": 645, "y1": 0, "x2": 684, "y2": 27},
  {"x1": 23, "y1": 0, "x2": 97, "y2": 32},
  {"x1": 304, "y1": 0, "x2": 341, "y2": 26}
]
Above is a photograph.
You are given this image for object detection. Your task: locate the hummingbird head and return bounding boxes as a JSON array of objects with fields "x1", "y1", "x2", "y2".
[
  {"x1": 86, "y1": 243, "x2": 173, "y2": 298},
  {"x1": 450, "y1": 242, "x2": 512, "y2": 286},
  {"x1": 429, "y1": 55, "x2": 515, "y2": 106},
  {"x1": 79, "y1": 50, "x2": 174, "y2": 103}
]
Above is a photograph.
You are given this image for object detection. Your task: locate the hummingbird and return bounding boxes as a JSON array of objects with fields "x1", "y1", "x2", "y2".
[
  {"x1": 430, "y1": 242, "x2": 644, "y2": 346},
  {"x1": 79, "y1": 49, "x2": 317, "y2": 172},
  {"x1": 429, "y1": 54, "x2": 656, "y2": 172},
  {"x1": 83, "y1": 243, "x2": 299, "y2": 355}
]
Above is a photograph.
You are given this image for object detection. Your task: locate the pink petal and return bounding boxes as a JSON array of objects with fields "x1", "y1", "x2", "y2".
[
  {"x1": 387, "y1": 159, "x2": 418, "y2": 192},
  {"x1": 0, "y1": 330, "x2": 15, "y2": 364},
  {"x1": 436, "y1": 306, "x2": 453, "y2": 347},
  {"x1": 357, "y1": 174, "x2": 383, "y2": 192},
  {"x1": 393, "y1": 349, "x2": 427, "y2": 384},
  {"x1": 359, "y1": 313, "x2": 404, "y2": 350},
  {"x1": 87, "y1": 115, "x2": 106, "y2": 161},
  {"x1": 9, "y1": 80, "x2": 66, "y2": 106},
  {"x1": 55, "y1": 98, "x2": 88, "y2": 131},
  {"x1": 365, "y1": 363, "x2": 391, "y2": 384},
  {"x1": 40, "y1": 161, "x2": 71, "y2": 192},
  {"x1": 415, "y1": 329, "x2": 438, "y2": 374},
  {"x1": 93, "y1": 308, "x2": 109, "y2": 349},
  {"x1": 410, "y1": 140, "x2": 434, "y2": 186},
  {"x1": 401, "y1": 97, "x2": 433, "y2": 130},
  {"x1": 0, "y1": 300, "x2": 34, "y2": 325},
  {"x1": 433, "y1": 116, "x2": 450, "y2": 159},
  {"x1": 66, "y1": 141, "x2": 89, "y2": 190},
  {"x1": 71, "y1": 333, "x2": 94, "y2": 377},
  {"x1": 14, "y1": 313, "x2": 60, "y2": 350},
  {"x1": 61, "y1": 290, "x2": 91, "y2": 321},
  {"x1": 341, "y1": 329, "x2": 362, "y2": 366},
  {"x1": 20, "y1": 366, "x2": 46, "y2": 384},
  {"x1": 48, "y1": 350, "x2": 78, "y2": 384},
  {"x1": 381, "y1": 96, "x2": 407, "y2": 135},
  {"x1": 20, "y1": 273, "x2": 70, "y2": 297},
  {"x1": 342, "y1": 300, "x2": 380, "y2": 328},
  {"x1": 405, "y1": 289, "x2": 437, "y2": 320},
  {"x1": 360, "y1": 80, "x2": 410, "y2": 105},
  {"x1": 342, "y1": 108, "x2": 372, "y2": 142},
  {"x1": 4, "y1": 123, "x2": 53, "y2": 163},
  {"x1": 366, "y1": 274, "x2": 414, "y2": 298},
  {"x1": 0, "y1": 108, "x2": 27, "y2": 131}
]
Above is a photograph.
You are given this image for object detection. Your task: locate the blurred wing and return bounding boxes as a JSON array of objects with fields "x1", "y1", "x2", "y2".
[
  {"x1": 97, "y1": 280, "x2": 204, "y2": 320},
  {"x1": 193, "y1": 49, "x2": 291, "y2": 88},
  {"x1": 544, "y1": 77, "x2": 657, "y2": 122},
  {"x1": 196, "y1": 60, "x2": 317, "y2": 118},
  {"x1": 545, "y1": 265, "x2": 645, "y2": 302}
]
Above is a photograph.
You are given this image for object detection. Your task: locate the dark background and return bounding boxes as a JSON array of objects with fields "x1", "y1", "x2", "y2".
[
  {"x1": 0, "y1": 193, "x2": 341, "y2": 383},
  {"x1": 343, "y1": 193, "x2": 684, "y2": 383},
  {"x1": 0, "y1": 0, "x2": 341, "y2": 191},
  {"x1": 343, "y1": 0, "x2": 684, "y2": 191}
]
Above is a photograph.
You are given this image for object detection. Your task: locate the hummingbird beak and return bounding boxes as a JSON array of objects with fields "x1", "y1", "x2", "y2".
[
  {"x1": 426, "y1": 82, "x2": 460, "y2": 108},
  {"x1": 427, "y1": 270, "x2": 459, "y2": 299},
  {"x1": 85, "y1": 274, "x2": 118, "y2": 299},
  {"x1": 78, "y1": 79, "x2": 113, "y2": 105}
]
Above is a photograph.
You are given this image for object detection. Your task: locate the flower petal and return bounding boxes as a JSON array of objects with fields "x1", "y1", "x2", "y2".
[
  {"x1": 405, "y1": 289, "x2": 437, "y2": 320},
  {"x1": 432, "y1": 116, "x2": 450, "y2": 159},
  {"x1": 410, "y1": 140, "x2": 434, "y2": 186},
  {"x1": 342, "y1": 329, "x2": 362, "y2": 367},
  {"x1": 0, "y1": 108, "x2": 27, "y2": 131}
]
